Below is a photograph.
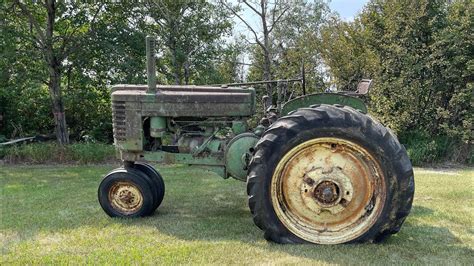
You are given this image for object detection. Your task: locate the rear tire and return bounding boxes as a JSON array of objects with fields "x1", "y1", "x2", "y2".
[{"x1": 247, "y1": 104, "x2": 414, "y2": 244}]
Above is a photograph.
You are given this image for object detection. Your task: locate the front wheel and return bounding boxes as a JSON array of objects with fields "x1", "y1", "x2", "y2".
[
  {"x1": 98, "y1": 168, "x2": 155, "y2": 217},
  {"x1": 247, "y1": 104, "x2": 414, "y2": 244},
  {"x1": 131, "y1": 162, "x2": 165, "y2": 212}
]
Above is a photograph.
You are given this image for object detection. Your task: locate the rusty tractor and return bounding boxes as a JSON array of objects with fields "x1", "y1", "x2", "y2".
[{"x1": 98, "y1": 36, "x2": 414, "y2": 244}]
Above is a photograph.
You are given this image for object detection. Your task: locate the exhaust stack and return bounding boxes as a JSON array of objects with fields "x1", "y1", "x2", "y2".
[{"x1": 146, "y1": 35, "x2": 157, "y2": 93}]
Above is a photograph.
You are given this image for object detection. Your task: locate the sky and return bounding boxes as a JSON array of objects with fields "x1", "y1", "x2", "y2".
[
  {"x1": 234, "y1": 0, "x2": 369, "y2": 37},
  {"x1": 233, "y1": 0, "x2": 370, "y2": 75},
  {"x1": 329, "y1": 0, "x2": 369, "y2": 21}
]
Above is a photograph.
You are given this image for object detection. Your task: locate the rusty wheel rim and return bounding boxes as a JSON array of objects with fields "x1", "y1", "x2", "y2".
[
  {"x1": 271, "y1": 137, "x2": 386, "y2": 244},
  {"x1": 108, "y1": 181, "x2": 143, "y2": 215}
]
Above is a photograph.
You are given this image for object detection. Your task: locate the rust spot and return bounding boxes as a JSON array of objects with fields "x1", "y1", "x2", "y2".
[
  {"x1": 303, "y1": 177, "x2": 315, "y2": 186},
  {"x1": 340, "y1": 198, "x2": 349, "y2": 207}
]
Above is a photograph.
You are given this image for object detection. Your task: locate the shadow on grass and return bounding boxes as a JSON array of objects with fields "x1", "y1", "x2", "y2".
[
  {"x1": 113, "y1": 201, "x2": 471, "y2": 264},
  {"x1": 129, "y1": 203, "x2": 472, "y2": 264},
  {"x1": 2, "y1": 165, "x2": 473, "y2": 264}
]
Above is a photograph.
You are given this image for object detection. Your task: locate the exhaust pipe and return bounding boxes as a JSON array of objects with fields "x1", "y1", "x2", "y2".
[{"x1": 146, "y1": 35, "x2": 157, "y2": 93}]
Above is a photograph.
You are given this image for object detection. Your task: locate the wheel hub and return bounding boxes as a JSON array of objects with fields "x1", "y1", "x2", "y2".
[
  {"x1": 119, "y1": 190, "x2": 137, "y2": 205},
  {"x1": 314, "y1": 180, "x2": 340, "y2": 206},
  {"x1": 302, "y1": 166, "x2": 354, "y2": 214},
  {"x1": 109, "y1": 181, "x2": 143, "y2": 214}
]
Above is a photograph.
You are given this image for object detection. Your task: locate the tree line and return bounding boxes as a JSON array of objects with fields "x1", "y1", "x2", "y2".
[{"x1": 0, "y1": 0, "x2": 472, "y2": 163}]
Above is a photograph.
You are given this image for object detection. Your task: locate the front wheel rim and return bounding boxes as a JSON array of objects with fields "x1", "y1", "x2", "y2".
[
  {"x1": 108, "y1": 181, "x2": 144, "y2": 215},
  {"x1": 271, "y1": 137, "x2": 386, "y2": 244}
]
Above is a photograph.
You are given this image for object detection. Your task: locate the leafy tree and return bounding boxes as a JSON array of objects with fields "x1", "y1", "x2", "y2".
[
  {"x1": 213, "y1": 39, "x2": 247, "y2": 84},
  {"x1": 1, "y1": 2, "x2": 148, "y2": 142},
  {"x1": 272, "y1": 0, "x2": 331, "y2": 93},
  {"x1": 320, "y1": 0, "x2": 472, "y2": 162},
  {"x1": 244, "y1": 0, "x2": 331, "y2": 99},
  {"x1": 145, "y1": 0, "x2": 232, "y2": 85},
  {"x1": 1, "y1": 1, "x2": 239, "y2": 142},
  {"x1": 63, "y1": 3, "x2": 147, "y2": 142},
  {"x1": 0, "y1": 5, "x2": 51, "y2": 138},
  {"x1": 430, "y1": 0, "x2": 473, "y2": 144},
  {"x1": 223, "y1": 0, "x2": 293, "y2": 99},
  {"x1": 320, "y1": 16, "x2": 377, "y2": 91},
  {"x1": 362, "y1": 0, "x2": 449, "y2": 133},
  {"x1": 7, "y1": 0, "x2": 106, "y2": 144}
]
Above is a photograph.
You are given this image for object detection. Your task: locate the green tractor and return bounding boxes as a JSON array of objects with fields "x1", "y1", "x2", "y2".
[{"x1": 98, "y1": 36, "x2": 414, "y2": 244}]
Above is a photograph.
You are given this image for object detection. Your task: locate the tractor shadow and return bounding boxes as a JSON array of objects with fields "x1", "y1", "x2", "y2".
[{"x1": 132, "y1": 200, "x2": 473, "y2": 264}]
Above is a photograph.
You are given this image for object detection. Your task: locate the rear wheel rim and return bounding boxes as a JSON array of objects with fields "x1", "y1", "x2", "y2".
[
  {"x1": 271, "y1": 137, "x2": 386, "y2": 244},
  {"x1": 108, "y1": 181, "x2": 144, "y2": 215}
]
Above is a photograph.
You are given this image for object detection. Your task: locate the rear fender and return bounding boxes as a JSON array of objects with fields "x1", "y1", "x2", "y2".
[{"x1": 281, "y1": 93, "x2": 367, "y2": 115}]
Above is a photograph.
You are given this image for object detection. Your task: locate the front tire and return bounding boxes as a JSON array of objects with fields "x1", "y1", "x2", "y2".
[
  {"x1": 98, "y1": 168, "x2": 155, "y2": 218},
  {"x1": 131, "y1": 162, "x2": 165, "y2": 212},
  {"x1": 247, "y1": 104, "x2": 414, "y2": 244}
]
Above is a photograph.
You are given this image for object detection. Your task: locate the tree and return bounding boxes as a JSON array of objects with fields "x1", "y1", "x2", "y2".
[
  {"x1": 1, "y1": 1, "x2": 237, "y2": 142},
  {"x1": 361, "y1": 0, "x2": 449, "y2": 132},
  {"x1": 320, "y1": 0, "x2": 451, "y2": 132},
  {"x1": 1, "y1": 5, "x2": 52, "y2": 138},
  {"x1": 430, "y1": 0, "x2": 473, "y2": 143},
  {"x1": 145, "y1": 0, "x2": 232, "y2": 85},
  {"x1": 9, "y1": 0, "x2": 105, "y2": 144},
  {"x1": 222, "y1": 0, "x2": 292, "y2": 99},
  {"x1": 319, "y1": 0, "x2": 472, "y2": 163},
  {"x1": 320, "y1": 16, "x2": 377, "y2": 91},
  {"x1": 271, "y1": 0, "x2": 331, "y2": 93},
  {"x1": 215, "y1": 39, "x2": 246, "y2": 84}
]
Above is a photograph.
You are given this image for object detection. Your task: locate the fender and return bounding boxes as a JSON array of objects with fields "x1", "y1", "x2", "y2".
[{"x1": 281, "y1": 93, "x2": 368, "y2": 115}]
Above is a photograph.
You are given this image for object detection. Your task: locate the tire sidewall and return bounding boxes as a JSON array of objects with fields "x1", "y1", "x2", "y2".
[
  {"x1": 98, "y1": 170, "x2": 154, "y2": 218},
  {"x1": 132, "y1": 163, "x2": 165, "y2": 208}
]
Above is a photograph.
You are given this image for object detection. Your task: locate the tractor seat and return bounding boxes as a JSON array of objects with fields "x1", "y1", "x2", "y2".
[{"x1": 338, "y1": 79, "x2": 372, "y2": 96}]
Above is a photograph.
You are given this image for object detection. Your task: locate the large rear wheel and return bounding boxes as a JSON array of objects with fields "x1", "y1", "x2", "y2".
[{"x1": 247, "y1": 104, "x2": 414, "y2": 244}]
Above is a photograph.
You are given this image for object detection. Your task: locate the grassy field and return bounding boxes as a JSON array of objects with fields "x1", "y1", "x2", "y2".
[{"x1": 1, "y1": 164, "x2": 473, "y2": 264}]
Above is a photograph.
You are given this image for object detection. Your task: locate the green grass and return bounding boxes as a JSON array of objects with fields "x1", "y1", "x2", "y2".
[{"x1": 1, "y1": 165, "x2": 473, "y2": 264}]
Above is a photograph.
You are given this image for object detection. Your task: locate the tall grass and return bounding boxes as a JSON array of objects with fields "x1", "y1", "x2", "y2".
[
  {"x1": 400, "y1": 131, "x2": 472, "y2": 166},
  {"x1": 0, "y1": 142, "x2": 116, "y2": 164}
]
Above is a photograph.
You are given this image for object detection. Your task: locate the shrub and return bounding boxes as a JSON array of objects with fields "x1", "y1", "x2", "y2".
[
  {"x1": 400, "y1": 131, "x2": 472, "y2": 166},
  {"x1": 0, "y1": 142, "x2": 116, "y2": 164},
  {"x1": 67, "y1": 143, "x2": 116, "y2": 164}
]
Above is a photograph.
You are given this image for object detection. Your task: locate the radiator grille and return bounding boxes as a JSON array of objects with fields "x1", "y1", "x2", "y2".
[{"x1": 112, "y1": 101, "x2": 126, "y2": 141}]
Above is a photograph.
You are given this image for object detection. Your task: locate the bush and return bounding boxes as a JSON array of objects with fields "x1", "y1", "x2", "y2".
[
  {"x1": 67, "y1": 143, "x2": 117, "y2": 164},
  {"x1": 0, "y1": 142, "x2": 117, "y2": 164},
  {"x1": 400, "y1": 131, "x2": 472, "y2": 166}
]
